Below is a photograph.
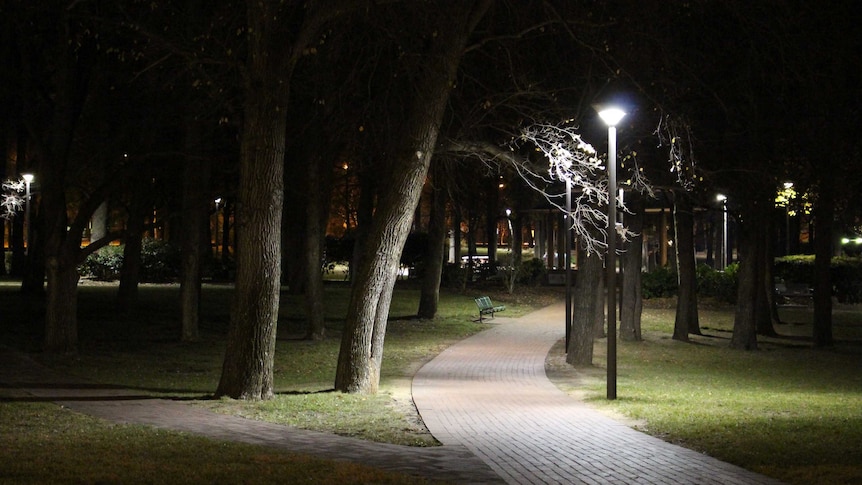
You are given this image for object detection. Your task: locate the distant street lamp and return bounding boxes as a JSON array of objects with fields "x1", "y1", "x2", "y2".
[
  {"x1": 214, "y1": 197, "x2": 222, "y2": 258},
  {"x1": 716, "y1": 194, "x2": 727, "y2": 270},
  {"x1": 598, "y1": 106, "x2": 625, "y2": 401},
  {"x1": 22, "y1": 173, "x2": 34, "y2": 255}
]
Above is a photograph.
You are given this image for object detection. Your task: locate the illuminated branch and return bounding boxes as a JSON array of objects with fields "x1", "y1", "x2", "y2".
[{"x1": 1, "y1": 179, "x2": 27, "y2": 219}]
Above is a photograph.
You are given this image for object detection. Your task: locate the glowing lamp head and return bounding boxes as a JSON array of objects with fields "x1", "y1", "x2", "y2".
[
  {"x1": 22, "y1": 173, "x2": 34, "y2": 184},
  {"x1": 598, "y1": 108, "x2": 626, "y2": 127}
]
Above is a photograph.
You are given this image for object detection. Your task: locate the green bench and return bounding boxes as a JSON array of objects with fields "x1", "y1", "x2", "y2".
[{"x1": 474, "y1": 296, "x2": 506, "y2": 322}]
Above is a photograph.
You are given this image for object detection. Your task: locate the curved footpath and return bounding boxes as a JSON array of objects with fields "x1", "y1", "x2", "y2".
[
  {"x1": 0, "y1": 303, "x2": 783, "y2": 484},
  {"x1": 412, "y1": 303, "x2": 782, "y2": 484}
]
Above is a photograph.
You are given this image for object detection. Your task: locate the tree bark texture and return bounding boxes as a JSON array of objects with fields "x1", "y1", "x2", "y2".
[
  {"x1": 757, "y1": 211, "x2": 779, "y2": 336},
  {"x1": 620, "y1": 191, "x2": 644, "y2": 342},
  {"x1": 216, "y1": 0, "x2": 293, "y2": 400},
  {"x1": 282, "y1": 152, "x2": 308, "y2": 293},
  {"x1": 812, "y1": 175, "x2": 834, "y2": 347},
  {"x1": 117, "y1": 191, "x2": 147, "y2": 311},
  {"x1": 335, "y1": 1, "x2": 492, "y2": 394},
  {"x1": 303, "y1": 154, "x2": 326, "y2": 341},
  {"x1": 38, "y1": 7, "x2": 87, "y2": 350},
  {"x1": 567, "y1": 247, "x2": 600, "y2": 365},
  {"x1": 418, "y1": 174, "x2": 447, "y2": 319},
  {"x1": 731, "y1": 199, "x2": 765, "y2": 350},
  {"x1": 44, "y1": 256, "x2": 79, "y2": 354},
  {"x1": 672, "y1": 192, "x2": 700, "y2": 341},
  {"x1": 179, "y1": 126, "x2": 210, "y2": 342}
]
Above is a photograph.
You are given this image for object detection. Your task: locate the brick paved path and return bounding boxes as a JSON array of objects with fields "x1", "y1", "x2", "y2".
[
  {"x1": 412, "y1": 303, "x2": 784, "y2": 484},
  {"x1": 1, "y1": 302, "x2": 784, "y2": 484}
]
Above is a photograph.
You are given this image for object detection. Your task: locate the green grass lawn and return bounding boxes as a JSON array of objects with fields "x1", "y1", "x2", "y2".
[
  {"x1": 548, "y1": 299, "x2": 862, "y2": 485},
  {"x1": 0, "y1": 279, "x2": 550, "y2": 483},
  {"x1": 2, "y1": 280, "x2": 861, "y2": 484}
]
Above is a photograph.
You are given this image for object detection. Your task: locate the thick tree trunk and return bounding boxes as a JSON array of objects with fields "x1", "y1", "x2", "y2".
[
  {"x1": 20, "y1": 215, "x2": 45, "y2": 294},
  {"x1": 179, "y1": 130, "x2": 210, "y2": 341},
  {"x1": 620, "y1": 191, "x2": 644, "y2": 341},
  {"x1": 90, "y1": 202, "x2": 108, "y2": 242},
  {"x1": 593, "y1": 266, "x2": 606, "y2": 338},
  {"x1": 418, "y1": 177, "x2": 447, "y2": 319},
  {"x1": 304, "y1": 155, "x2": 326, "y2": 341},
  {"x1": 216, "y1": 106, "x2": 285, "y2": 399},
  {"x1": 812, "y1": 177, "x2": 834, "y2": 347},
  {"x1": 567, "y1": 247, "x2": 600, "y2": 365},
  {"x1": 335, "y1": 1, "x2": 491, "y2": 394},
  {"x1": 672, "y1": 192, "x2": 700, "y2": 341},
  {"x1": 216, "y1": 0, "x2": 292, "y2": 400},
  {"x1": 117, "y1": 196, "x2": 146, "y2": 310},
  {"x1": 757, "y1": 210, "x2": 779, "y2": 336},
  {"x1": 731, "y1": 200, "x2": 761, "y2": 350},
  {"x1": 282, "y1": 152, "x2": 307, "y2": 293},
  {"x1": 44, "y1": 255, "x2": 79, "y2": 354}
]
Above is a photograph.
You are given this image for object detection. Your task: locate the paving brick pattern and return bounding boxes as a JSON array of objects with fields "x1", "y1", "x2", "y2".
[
  {"x1": 1, "y1": 302, "x2": 784, "y2": 484},
  {"x1": 412, "y1": 303, "x2": 784, "y2": 484}
]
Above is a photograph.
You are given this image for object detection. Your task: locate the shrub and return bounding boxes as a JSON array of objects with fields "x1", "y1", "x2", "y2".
[
  {"x1": 441, "y1": 263, "x2": 468, "y2": 288},
  {"x1": 80, "y1": 245, "x2": 125, "y2": 280},
  {"x1": 832, "y1": 257, "x2": 862, "y2": 303},
  {"x1": 641, "y1": 263, "x2": 739, "y2": 302},
  {"x1": 774, "y1": 255, "x2": 815, "y2": 286},
  {"x1": 517, "y1": 258, "x2": 546, "y2": 286},
  {"x1": 80, "y1": 238, "x2": 180, "y2": 282},
  {"x1": 641, "y1": 266, "x2": 677, "y2": 299},
  {"x1": 774, "y1": 255, "x2": 862, "y2": 303},
  {"x1": 697, "y1": 263, "x2": 738, "y2": 303}
]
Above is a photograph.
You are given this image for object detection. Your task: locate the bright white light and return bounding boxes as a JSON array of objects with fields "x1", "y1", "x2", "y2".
[
  {"x1": 215, "y1": 197, "x2": 222, "y2": 205},
  {"x1": 598, "y1": 108, "x2": 626, "y2": 127},
  {"x1": 22, "y1": 173, "x2": 34, "y2": 184},
  {"x1": 716, "y1": 194, "x2": 727, "y2": 202},
  {"x1": 783, "y1": 181, "x2": 794, "y2": 189}
]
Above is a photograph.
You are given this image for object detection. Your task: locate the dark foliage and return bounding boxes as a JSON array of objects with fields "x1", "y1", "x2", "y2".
[
  {"x1": 775, "y1": 256, "x2": 862, "y2": 303},
  {"x1": 80, "y1": 238, "x2": 180, "y2": 282}
]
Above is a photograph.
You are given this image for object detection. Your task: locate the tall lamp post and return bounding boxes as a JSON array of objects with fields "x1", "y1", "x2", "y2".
[
  {"x1": 716, "y1": 194, "x2": 727, "y2": 270},
  {"x1": 598, "y1": 107, "x2": 625, "y2": 401},
  {"x1": 22, "y1": 173, "x2": 34, "y2": 255},
  {"x1": 565, "y1": 179, "x2": 572, "y2": 350}
]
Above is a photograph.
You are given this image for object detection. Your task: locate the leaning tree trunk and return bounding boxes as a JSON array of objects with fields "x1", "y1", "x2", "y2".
[
  {"x1": 620, "y1": 190, "x2": 644, "y2": 341},
  {"x1": 567, "y1": 246, "x2": 601, "y2": 365},
  {"x1": 335, "y1": 1, "x2": 491, "y2": 394},
  {"x1": 672, "y1": 191, "x2": 700, "y2": 341},
  {"x1": 418, "y1": 174, "x2": 447, "y2": 319}
]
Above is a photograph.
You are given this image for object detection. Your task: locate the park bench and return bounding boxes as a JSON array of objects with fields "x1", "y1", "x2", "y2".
[
  {"x1": 474, "y1": 296, "x2": 506, "y2": 322},
  {"x1": 775, "y1": 280, "x2": 813, "y2": 306}
]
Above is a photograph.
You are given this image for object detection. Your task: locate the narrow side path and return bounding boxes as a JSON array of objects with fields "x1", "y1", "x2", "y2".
[
  {"x1": 412, "y1": 303, "x2": 784, "y2": 485},
  {"x1": 0, "y1": 345, "x2": 502, "y2": 484}
]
